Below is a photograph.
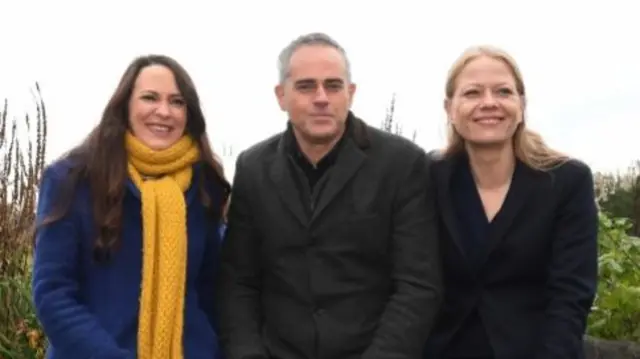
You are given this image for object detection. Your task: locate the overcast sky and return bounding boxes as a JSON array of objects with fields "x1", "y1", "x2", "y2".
[{"x1": 1, "y1": 0, "x2": 638, "y2": 181}]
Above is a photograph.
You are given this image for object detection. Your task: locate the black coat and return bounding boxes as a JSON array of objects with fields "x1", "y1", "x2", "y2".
[
  {"x1": 424, "y1": 151, "x2": 599, "y2": 359},
  {"x1": 217, "y1": 114, "x2": 443, "y2": 359}
]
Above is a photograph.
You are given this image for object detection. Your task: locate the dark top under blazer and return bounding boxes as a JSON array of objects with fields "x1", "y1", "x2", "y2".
[
  {"x1": 217, "y1": 113, "x2": 443, "y2": 359},
  {"x1": 423, "y1": 151, "x2": 599, "y2": 359}
]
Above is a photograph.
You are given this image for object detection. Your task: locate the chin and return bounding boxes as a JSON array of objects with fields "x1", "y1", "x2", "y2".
[
  {"x1": 467, "y1": 137, "x2": 512, "y2": 148},
  {"x1": 305, "y1": 130, "x2": 340, "y2": 145},
  {"x1": 296, "y1": 123, "x2": 336, "y2": 142}
]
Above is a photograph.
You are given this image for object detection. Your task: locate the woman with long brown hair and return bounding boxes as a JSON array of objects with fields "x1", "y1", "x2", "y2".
[
  {"x1": 32, "y1": 54, "x2": 230, "y2": 359},
  {"x1": 424, "y1": 46, "x2": 599, "y2": 359}
]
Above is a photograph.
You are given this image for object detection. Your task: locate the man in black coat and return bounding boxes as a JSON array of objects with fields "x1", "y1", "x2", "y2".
[{"x1": 217, "y1": 32, "x2": 442, "y2": 359}]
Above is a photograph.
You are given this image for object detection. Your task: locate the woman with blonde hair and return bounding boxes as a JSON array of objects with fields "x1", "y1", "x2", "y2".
[
  {"x1": 32, "y1": 54, "x2": 230, "y2": 359},
  {"x1": 424, "y1": 46, "x2": 599, "y2": 359}
]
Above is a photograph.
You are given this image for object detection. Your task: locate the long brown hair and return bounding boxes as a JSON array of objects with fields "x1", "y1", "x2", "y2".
[
  {"x1": 41, "y1": 54, "x2": 231, "y2": 262},
  {"x1": 444, "y1": 45, "x2": 568, "y2": 171}
]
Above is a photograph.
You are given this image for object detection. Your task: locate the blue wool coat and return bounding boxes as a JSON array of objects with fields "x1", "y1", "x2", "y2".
[{"x1": 32, "y1": 159, "x2": 225, "y2": 359}]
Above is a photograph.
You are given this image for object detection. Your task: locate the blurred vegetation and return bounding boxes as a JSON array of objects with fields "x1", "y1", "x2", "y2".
[
  {"x1": 0, "y1": 83, "x2": 48, "y2": 358},
  {"x1": 589, "y1": 163, "x2": 640, "y2": 341}
]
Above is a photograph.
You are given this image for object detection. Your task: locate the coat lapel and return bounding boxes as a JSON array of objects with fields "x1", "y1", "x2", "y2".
[
  {"x1": 484, "y1": 161, "x2": 542, "y2": 259},
  {"x1": 268, "y1": 137, "x2": 308, "y2": 227},
  {"x1": 435, "y1": 154, "x2": 544, "y2": 272},
  {"x1": 268, "y1": 112, "x2": 371, "y2": 227},
  {"x1": 311, "y1": 139, "x2": 366, "y2": 223}
]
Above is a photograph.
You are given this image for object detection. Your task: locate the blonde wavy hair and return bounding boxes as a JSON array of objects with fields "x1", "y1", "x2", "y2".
[{"x1": 444, "y1": 45, "x2": 569, "y2": 171}]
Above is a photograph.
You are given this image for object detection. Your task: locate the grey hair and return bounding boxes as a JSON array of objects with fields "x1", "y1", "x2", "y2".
[{"x1": 277, "y1": 32, "x2": 352, "y2": 84}]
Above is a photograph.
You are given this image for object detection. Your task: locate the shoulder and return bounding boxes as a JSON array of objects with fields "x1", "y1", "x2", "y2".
[
  {"x1": 42, "y1": 158, "x2": 77, "y2": 182},
  {"x1": 364, "y1": 125, "x2": 426, "y2": 162},
  {"x1": 545, "y1": 157, "x2": 594, "y2": 190},
  {"x1": 37, "y1": 158, "x2": 90, "y2": 220},
  {"x1": 40, "y1": 157, "x2": 87, "y2": 195},
  {"x1": 547, "y1": 157, "x2": 595, "y2": 199},
  {"x1": 549, "y1": 157, "x2": 593, "y2": 181},
  {"x1": 235, "y1": 132, "x2": 282, "y2": 168}
]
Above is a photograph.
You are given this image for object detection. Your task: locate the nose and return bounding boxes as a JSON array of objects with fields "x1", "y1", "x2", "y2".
[
  {"x1": 155, "y1": 100, "x2": 171, "y2": 118},
  {"x1": 479, "y1": 90, "x2": 498, "y2": 108},
  {"x1": 312, "y1": 87, "x2": 329, "y2": 107}
]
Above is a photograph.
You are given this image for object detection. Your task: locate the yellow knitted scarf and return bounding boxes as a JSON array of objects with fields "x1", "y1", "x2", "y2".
[{"x1": 125, "y1": 132, "x2": 200, "y2": 359}]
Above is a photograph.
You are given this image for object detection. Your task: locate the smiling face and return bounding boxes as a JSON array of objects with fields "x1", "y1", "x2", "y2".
[
  {"x1": 127, "y1": 64, "x2": 187, "y2": 150},
  {"x1": 445, "y1": 55, "x2": 524, "y2": 148},
  {"x1": 275, "y1": 45, "x2": 356, "y2": 145}
]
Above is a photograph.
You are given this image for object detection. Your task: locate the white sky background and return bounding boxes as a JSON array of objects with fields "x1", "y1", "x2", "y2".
[{"x1": 1, "y1": 0, "x2": 638, "y2": 182}]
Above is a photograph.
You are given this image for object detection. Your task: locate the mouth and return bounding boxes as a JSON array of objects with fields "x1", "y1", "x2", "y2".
[
  {"x1": 309, "y1": 114, "x2": 334, "y2": 124},
  {"x1": 473, "y1": 117, "x2": 504, "y2": 125},
  {"x1": 146, "y1": 123, "x2": 174, "y2": 136}
]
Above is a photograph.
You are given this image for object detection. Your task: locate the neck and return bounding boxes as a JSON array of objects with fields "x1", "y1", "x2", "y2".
[
  {"x1": 466, "y1": 144, "x2": 515, "y2": 190},
  {"x1": 293, "y1": 129, "x2": 344, "y2": 166}
]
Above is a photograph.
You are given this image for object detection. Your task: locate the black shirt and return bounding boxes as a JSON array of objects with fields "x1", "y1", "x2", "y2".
[{"x1": 283, "y1": 119, "x2": 350, "y2": 218}]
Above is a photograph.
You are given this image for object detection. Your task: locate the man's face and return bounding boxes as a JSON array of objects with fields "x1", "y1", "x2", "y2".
[{"x1": 275, "y1": 45, "x2": 356, "y2": 144}]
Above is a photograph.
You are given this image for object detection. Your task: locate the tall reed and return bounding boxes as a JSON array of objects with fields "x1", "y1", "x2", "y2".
[{"x1": 0, "y1": 82, "x2": 48, "y2": 358}]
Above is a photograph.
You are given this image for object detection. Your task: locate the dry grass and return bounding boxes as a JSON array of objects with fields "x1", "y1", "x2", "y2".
[{"x1": 0, "y1": 83, "x2": 48, "y2": 358}]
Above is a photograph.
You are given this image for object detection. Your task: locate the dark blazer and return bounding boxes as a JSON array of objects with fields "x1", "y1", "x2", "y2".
[
  {"x1": 217, "y1": 113, "x2": 443, "y2": 359},
  {"x1": 424, "y1": 151, "x2": 599, "y2": 359}
]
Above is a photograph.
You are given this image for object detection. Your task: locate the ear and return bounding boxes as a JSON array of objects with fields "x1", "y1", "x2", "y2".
[
  {"x1": 274, "y1": 84, "x2": 286, "y2": 111},
  {"x1": 347, "y1": 82, "x2": 357, "y2": 107}
]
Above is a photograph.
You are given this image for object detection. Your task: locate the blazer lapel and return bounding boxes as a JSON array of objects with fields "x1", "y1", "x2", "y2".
[
  {"x1": 484, "y1": 161, "x2": 542, "y2": 259},
  {"x1": 268, "y1": 137, "x2": 308, "y2": 227},
  {"x1": 311, "y1": 113, "x2": 369, "y2": 224},
  {"x1": 311, "y1": 139, "x2": 365, "y2": 223},
  {"x1": 437, "y1": 154, "x2": 546, "y2": 270}
]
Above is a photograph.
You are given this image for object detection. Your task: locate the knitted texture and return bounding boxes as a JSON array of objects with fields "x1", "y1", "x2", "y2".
[{"x1": 125, "y1": 131, "x2": 200, "y2": 359}]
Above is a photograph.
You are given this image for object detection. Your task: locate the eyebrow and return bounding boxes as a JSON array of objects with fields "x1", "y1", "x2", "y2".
[
  {"x1": 294, "y1": 78, "x2": 345, "y2": 86},
  {"x1": 138, "y1": 89, "x2": 183, "y2": 97},
  {"x1": 325, "y1": 78, "x2": 345, "y2": 85},
  {"x1": 463, "y1": 82, "x2": 514, "y2": 88}
]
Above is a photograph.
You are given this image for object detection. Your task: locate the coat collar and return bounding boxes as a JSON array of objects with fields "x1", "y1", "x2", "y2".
[
  {"x1": 268, "y1": 111, "x2": 370, "y2": 226},
  {"x1": 432, "y1": 151, "x2": 547, "y2": 274}
]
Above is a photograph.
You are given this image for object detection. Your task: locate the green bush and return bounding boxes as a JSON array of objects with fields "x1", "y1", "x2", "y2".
[
  {"x1": 587, "y1": 212, "x2": 640, "y2": 341},
  {"x1": 0, "y1": 272, "x2": 47, "y2": 359}
]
